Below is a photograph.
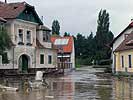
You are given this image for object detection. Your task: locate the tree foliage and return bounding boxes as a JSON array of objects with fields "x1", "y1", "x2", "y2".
[
  {"x1": 52, "y1": 20, "x2": 60, "y2": 35},
  {"x1": 95, "y1": 9, "x2": 114, "y2": 61},
  {"x1": 74, "y1": 9, "x2": 114, "y2": 65},
  {"x1": 64, "y1": 32, "x2": 70, "y2": 36},
  {"x1": 0, "y1": 26, "x2": 12, "y2": 63}
]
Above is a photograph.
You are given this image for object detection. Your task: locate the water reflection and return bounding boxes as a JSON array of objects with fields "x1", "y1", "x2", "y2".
[
  {"x1": 113, "y1": 78, "x2": 133, "y2": 100},
  {"x1": 1, "y1": 68, "x2": 133, "y2": 100}
]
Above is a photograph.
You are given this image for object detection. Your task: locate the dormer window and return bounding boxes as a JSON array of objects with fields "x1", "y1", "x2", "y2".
[
  {"x1": 43, "y1": 32, "x2": 46, "y2": 42},
  {"x1": 125, "y1": 34, "x2": 129, "y2": 39},
  {"x1": 26, "y1": 30, "x2": 32, "y2": 46},
  {"x1": 18, "y1": 29, "x2": 24, "y2": 45},
  {"x1": 43, "y1": 31, "x2": 50, "y2": 42}
]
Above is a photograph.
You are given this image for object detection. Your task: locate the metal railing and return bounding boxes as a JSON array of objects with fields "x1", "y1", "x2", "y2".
[{"x1": 57, "y1": 62, "x2": 72, "y2": 69}]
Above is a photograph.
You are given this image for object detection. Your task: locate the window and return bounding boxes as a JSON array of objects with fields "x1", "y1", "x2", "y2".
[
  {"x1": 43, "y1": 32, "x2": 46, "y2": 42},
  {"x1": 2, "y1": 52, "x2": 9, "y2": 64},
  {"x1": 40, "y1": 54, "x2": 44, "y2": 64},
  {"x1": 18, "y1": 29, "x2": 23, "y2": 44},
  {"x1": 27, "y1": 30, "x2": 31, "y2": 45},
  {"x1": 129, "y1": 55, "x2": 132, "y2": 68},
  {"x1": 48, "y1": 55, "x2": 52, "y2": 64},
  {"x1": 121, "y1": 56, "x2": 124, "y2": 68}
]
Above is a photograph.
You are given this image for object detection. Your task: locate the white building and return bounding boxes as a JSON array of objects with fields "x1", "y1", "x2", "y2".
[
  {"x1": 110, "y1": 21, "x2": 133, "y2": 73},
  {"x1": 0, "y1": 1, "x2": 57, "y2": 73}
]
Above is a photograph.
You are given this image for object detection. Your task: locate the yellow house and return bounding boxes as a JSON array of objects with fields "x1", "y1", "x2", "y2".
[{"x1": 114, "y1": 33, "x2": 133, "y2": 74}]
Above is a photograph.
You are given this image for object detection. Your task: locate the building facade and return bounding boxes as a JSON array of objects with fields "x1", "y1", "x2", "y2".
[
  {"x1": 111, "y1": 22, "x2": 133, "y2": 74},
  {"x1": 51, "y1": 36, "x2": 75, "y2": 69},
  {"x1": 0, "y1": 2, "x2": 57, "y2": 73}
]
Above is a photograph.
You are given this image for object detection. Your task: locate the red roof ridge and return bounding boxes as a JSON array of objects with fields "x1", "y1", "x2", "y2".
[{"x1": 51, "y1": 36, "x2": 74, "y2": 53}]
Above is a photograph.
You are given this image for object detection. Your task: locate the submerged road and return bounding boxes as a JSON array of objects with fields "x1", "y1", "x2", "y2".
[{"x1": 0, "y1": 66, "x2": 133, "y2": 100}]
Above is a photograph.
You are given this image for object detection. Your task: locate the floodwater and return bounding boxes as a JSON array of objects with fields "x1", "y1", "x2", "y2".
[{"x1": 0, "y1": 67, "x2": 133, "y2": 100}]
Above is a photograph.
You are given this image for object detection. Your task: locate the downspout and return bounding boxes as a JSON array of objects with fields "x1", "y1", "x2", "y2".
[
  {"x1": 112, "y1": 51, "x2": 116, "y2": 74},
  {"x1": 13, "y1": 46, "x2": 15, "y2": 70},
  {"x1": 34, "y1": 47, "x2": 36, "y2": 73}
]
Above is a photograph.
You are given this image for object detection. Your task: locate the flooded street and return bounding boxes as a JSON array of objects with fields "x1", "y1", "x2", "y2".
[{"x1": 0, "y1": 66, "x2": 133, "y2": 100}]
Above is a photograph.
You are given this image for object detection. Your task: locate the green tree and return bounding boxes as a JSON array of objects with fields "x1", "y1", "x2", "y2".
[
  {"x1": 52, "y1": 20, "x2": 60, "y2": 35},
  {"x1": 75, "y1": 33, "x2": 86, "y2": 58},
  {"x1": 0, "y1": 26, "x2": 12, "y2": 63},
  {"x1": 64, "y1": 32, "x2": 70, "y2": 36},
  {"x1": 95, "y1": 9, "x2": 114, "y2": 61}
]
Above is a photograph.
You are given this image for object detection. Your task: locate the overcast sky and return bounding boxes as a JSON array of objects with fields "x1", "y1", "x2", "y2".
[{"x1": 2, "y1": 0, "x2": 133, "y2": 37}]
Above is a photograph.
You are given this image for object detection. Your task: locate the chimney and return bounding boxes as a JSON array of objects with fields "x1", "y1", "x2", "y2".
[
  {"x1": 5, "y1": 0, "x2": 7, "y2": 3},
  {"x1": 131, "y1": 18, "x2": 133, "y2": 22},
  {"x1": 41, "y1": 16, "x2": 43, "y2": 22}
]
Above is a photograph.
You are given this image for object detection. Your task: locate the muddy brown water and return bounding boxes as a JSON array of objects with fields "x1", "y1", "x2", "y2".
[{"x1": 0, "y1": 66, "x2": 133, "y2": 100}]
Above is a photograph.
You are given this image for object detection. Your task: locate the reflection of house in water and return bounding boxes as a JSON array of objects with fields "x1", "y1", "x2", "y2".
[
  {"x1": 47, "y1": 76, "x2": 75, "y2": 100},
  {"x1": 51, "y1": 36, "x2": 75, "y2": 70},
  {"x1": 113, "y1": 78, "x2": 133, "y2": 99}
]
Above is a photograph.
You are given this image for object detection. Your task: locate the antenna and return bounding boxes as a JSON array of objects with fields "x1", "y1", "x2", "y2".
[{"x1": 41, "y1": 16, "x2": 43, "y2": 23}]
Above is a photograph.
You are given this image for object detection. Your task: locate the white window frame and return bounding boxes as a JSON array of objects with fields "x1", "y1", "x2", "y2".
[
  {"x1": 18, "y1": 28, "x2": 24, "y2": 43},
  {"x1": 26, "y1": 29, "x2": 32, "y2": 44}
]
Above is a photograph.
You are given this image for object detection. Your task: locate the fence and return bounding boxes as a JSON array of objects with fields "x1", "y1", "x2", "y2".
[{"x1": 57, "y1": 62, "x2": 72, "y2": 69}]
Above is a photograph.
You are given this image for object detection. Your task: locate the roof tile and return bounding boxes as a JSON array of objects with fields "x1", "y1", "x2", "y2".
[
  {"x1": 115, "y1": 33, "x2": 133, "y2": 52},
  {"x1": 51, "y1": 36, "x2": 74, "y2": 53}
]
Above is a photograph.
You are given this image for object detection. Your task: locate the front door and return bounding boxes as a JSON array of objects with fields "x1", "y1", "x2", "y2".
[{"x1": 19, "y1": 55, "x2": 29, "y2": 73}]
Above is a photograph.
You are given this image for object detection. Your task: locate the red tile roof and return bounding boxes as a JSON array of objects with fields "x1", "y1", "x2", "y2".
[
  {"x1": 0, "y1": 2, "x2": 43, "y2": 25},
  {"x1": 0, "y1": 2, "x2": 26, "y2": 19},
  {"x1": 114, "y1": 33, "x2": 133, "y2": 52},
  {"x1": 51, "y1": 36, "x2": 74, "y2": 53}
]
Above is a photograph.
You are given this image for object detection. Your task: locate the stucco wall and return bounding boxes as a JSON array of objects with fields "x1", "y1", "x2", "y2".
[
  {"x1": 112, "y1": 27, "x2": 133, "y2": 73},
  {"x1": 1, "y1": 19, "x2": 58, "y2": 70},
  {"x1": 115, "y1": 50, "x2": 133, "y2": 72},
  {"x1": 71, "y1": 39, "x2": 75, "y2": 69},
  {"x1": 36, "y1": 48, "x2": 57, "y2": 68},
  {"x1": 5, "y1": 19, "x2": 37, "y2": 70},
  {"x1": 36, "y1": 30, "x2": 52, "y2": 48}
]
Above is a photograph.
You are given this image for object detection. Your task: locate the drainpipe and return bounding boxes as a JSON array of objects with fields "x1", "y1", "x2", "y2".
[
  {"x1": 13, "y1": 46, "x2": 15, "y2": 70},
  {"x1": 112, "y1": 51, "x2": 116, "y2": 74},
  {"x1": 34, "y1": 47, "x2": 36, "y2": 73}
]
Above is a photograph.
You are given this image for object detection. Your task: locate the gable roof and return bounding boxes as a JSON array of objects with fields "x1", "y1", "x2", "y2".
[
  {"x1": 37, "y1": 25, "x2": 51, "y2": 31},
  {"x1": 110, "y1": 22, "x2": 133, "y2": 47},
  {"x1": 0, "y1": 2, "x2": 43, "y2": 24},
  {"x1": 114, "y1": 33, "x2": 133, "y2": 52},
  {"x1": 51, "y1": 36, "x2": 74, "y2": 53}
]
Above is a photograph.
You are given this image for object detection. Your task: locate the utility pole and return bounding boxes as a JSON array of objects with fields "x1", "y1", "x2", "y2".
[{"x1": 5, "y1": 0, "x2": 7, "y2": 3}]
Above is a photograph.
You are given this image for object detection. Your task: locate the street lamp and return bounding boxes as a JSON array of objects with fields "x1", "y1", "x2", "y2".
[
  {"x1": 61, "y1": 49, "x2": 64, "y2": 74},
  {"x1": 58, "y1": 47, "x2": 64, "y2": 74}
]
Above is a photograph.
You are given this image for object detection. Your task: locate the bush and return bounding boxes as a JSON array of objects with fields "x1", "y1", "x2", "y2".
[
  {"x1": 76, "y1": 58, "x2": 93, "y2": 66},
  {"x1": 98, "y1": 59, "x2": 112, "y2": 65}
]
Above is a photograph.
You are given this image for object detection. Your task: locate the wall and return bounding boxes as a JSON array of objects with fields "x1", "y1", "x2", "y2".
[
  {"x1": 36, "y1": 48, "x2": 57, "y2": 68},
  {"x1": 112, "y1": 27, "x2": 133, "y2": 73},
  {"x1": 115, "y1": 50, "x2": 133, "y2": 72},
  {"x1": 71, "y1": 39, "x2": 75, "y2": 69},
  {"x1": 36, "y1": 29, "x2": 52, "y2": 48},
  {"x1": 4, "y1": 19, "x2": 37, "y2": 70}
]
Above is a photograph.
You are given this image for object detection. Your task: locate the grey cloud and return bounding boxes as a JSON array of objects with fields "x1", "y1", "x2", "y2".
[{"x1": 3, "y1": 0, "x2": 133, "y2": 36}]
